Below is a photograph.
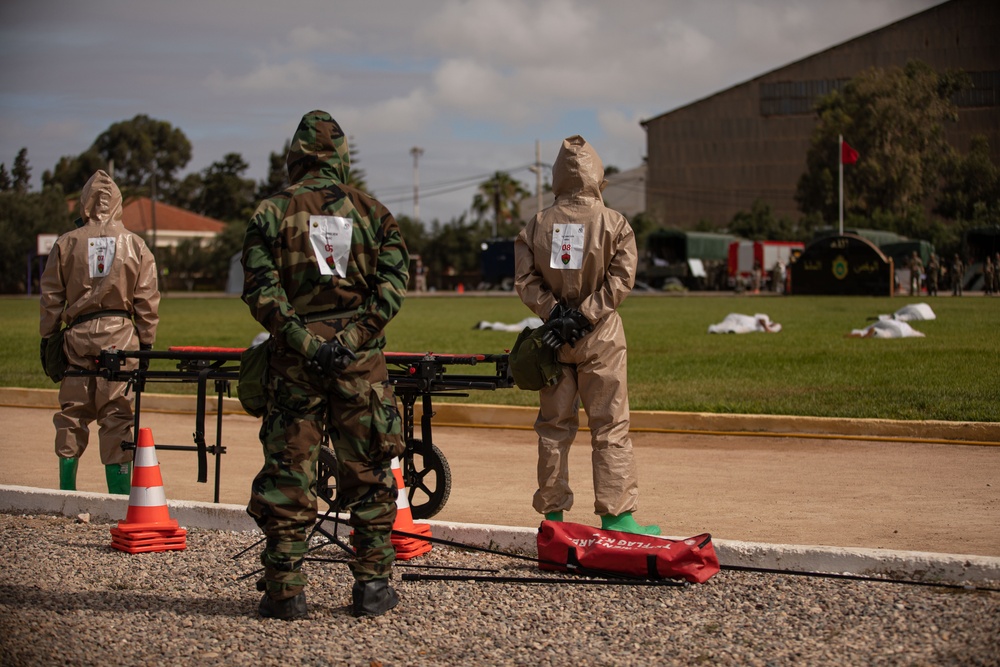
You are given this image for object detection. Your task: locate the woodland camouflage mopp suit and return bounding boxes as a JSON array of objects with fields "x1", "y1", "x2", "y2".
[
  {"x1": 39, "y1": 169, "x2": 160, "y2": 495},
  {"x1": 242, "y1": 110, "x2": 409, "y2": 620},
  {"x1": 514, "y1": 135, "x2": 659, "y2": 536}
]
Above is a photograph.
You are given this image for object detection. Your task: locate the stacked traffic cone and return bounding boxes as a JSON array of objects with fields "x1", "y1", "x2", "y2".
[
  {"x1": 390, "y1": 457, "x2": 432, "y2": 560},
  {"x1": 110, "y1": 427, "x2": 187, "y2": 554}
]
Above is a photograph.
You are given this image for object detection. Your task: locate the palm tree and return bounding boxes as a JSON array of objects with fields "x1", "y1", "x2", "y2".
[{"x1": 471, "y1": 171, "x2": 531, "y2": 237}]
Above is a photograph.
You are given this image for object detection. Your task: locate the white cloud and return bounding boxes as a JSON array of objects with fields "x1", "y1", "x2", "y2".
[
  {"x1": 340, "y1": 89, "x2": 437, "y2": 136},
  {"x1": 431, "y1": 59, "x2": 540, "y2": 122},
  {"x1": 284, "y1": 25, "x2": 356, "y2": 52},
  {"x1": 204, "y1": 59, "x2": 344, "y2": 95},
  {"x1": 0, "y1": 0, "x2": 944, "y2": 224}
]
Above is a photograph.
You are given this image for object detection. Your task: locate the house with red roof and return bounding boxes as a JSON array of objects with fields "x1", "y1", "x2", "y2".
[{"x1": 121, "y1": 197, "x2": 226, "y2": 248}]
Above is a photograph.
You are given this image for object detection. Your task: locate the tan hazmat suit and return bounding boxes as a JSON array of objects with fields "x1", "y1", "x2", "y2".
[
  {"x1": 514, "y1": 136, "x2": 640, "y2": 517},
  {"x1": 39, "y1": 170, "x2": 160, "y2": 465}
]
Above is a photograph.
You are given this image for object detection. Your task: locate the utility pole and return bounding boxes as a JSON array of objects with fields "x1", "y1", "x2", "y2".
[
  {"x1": 410, "y1": 146, "x2": 424, "y2": 221},
  {"x1": 150, "y1": 161, "x2": 165, "y2": 292},
  {"x1": 528, "y1": 139, "x2": 543, "y2": 216}
]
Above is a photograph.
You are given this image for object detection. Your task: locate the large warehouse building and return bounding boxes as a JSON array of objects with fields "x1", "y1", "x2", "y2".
[{"x1": 641, "y1": 0, "x2": 999, "y2": 229}]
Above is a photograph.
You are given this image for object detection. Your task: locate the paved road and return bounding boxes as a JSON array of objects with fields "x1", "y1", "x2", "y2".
[{"x1": 3, "y1": 401, "x2": 998, "y2": 557}]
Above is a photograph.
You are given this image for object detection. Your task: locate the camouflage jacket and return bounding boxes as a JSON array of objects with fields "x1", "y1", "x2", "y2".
[{"x1": 241, "y1": 110, "x2": 409, "y2": 358}]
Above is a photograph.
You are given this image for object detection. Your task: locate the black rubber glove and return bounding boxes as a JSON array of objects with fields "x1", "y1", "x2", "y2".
[
  {"x1": 541, "y1": 304, "x2": 593, "y2": 350},
  {"x1": 40, "y1": 338, "x2": 48, "y2": 372},
  {"x1": 312, "y1": 339, "x2": 357, "y2": 376},
  {"x1": 139, "y1": 343, "x2": 153, "y2": 372}
]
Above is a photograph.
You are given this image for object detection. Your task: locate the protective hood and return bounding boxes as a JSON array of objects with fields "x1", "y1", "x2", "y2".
[
  {"x1": 79, "y1": 170, "x2": 123, "y2": 226},
  {"x1": 285, "y1": 109, "x2": 350, "y2": 185},
  {"x1": 551, "y1": 135, "x2": 607, "y2": 202}
]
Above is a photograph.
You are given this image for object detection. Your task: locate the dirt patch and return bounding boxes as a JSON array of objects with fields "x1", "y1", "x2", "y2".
[{"x1": 3, "y1": 405, "x2": 997, "y2": 556}]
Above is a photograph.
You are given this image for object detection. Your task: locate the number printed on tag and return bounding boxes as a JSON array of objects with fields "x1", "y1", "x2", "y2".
[
  {"x1": 550, "y1": 224, "x2": 585, "y2": 270},
  {"x1": 308, "y1": 216, "x2": 353, "y2": 278},
  {"x1": 88, "y1": 237, "x2": 116, "y2": 278}
]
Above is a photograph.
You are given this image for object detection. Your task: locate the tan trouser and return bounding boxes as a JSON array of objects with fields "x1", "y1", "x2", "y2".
[
  {"x1": 54, "y1": 371, "x2": 134, "y2": 465},
  {"x1": 53, "y1": 319, "x2": 139, "y2": 465},
  {"x1": 531, "y1": 314, "x2": 639, "y2": 517}
]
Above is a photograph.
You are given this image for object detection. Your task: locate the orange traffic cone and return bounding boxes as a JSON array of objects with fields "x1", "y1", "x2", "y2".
[
  {"x1": 390, "y1": 457, "x2": 432, "y2": 560},
  {"x1": 110, "y1": 427, "x2": 187, "y2": 554}
]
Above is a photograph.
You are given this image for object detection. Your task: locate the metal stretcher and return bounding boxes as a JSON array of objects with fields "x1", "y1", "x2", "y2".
[{"x1": 78, "y1": 347, "x2": 514, "y2": 517}]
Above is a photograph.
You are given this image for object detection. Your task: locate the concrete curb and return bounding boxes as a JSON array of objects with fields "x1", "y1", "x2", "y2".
[
  {"x1": 4, "y1": 484, "x2": 997, "y2": 586},
  {"x1": 4, "y1": 387, "x2": 999, "y2": 443}
]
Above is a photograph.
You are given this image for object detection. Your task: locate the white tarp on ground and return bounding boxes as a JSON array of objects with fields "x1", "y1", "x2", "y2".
[
  {"x1": 849, "y1": 320, "x2": 925, "y2": 338},
  {"x1": 708, "y1": 313, "x2": 782, "y2": 334},
  {"x1": 473, "y1": 317, "x2": 544, "y2": 332},
  {"x1": 882, "y1": 303, "x2": 936, "y2": 322},
  {"x1": 849, "y1": 303, "x2": 935, "y2": 338}
]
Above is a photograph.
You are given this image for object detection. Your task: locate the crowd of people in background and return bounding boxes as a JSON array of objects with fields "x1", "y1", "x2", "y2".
[{"x1": 905, "y1": 251, "x2": 999, "y2": 297}]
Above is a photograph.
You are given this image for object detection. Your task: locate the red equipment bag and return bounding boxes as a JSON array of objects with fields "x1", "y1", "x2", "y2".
[{"x1": 537, "y1": 521, "x2": 720, "y2": 584}]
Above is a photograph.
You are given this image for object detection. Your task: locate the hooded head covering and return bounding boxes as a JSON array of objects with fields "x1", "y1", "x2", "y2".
[
  {"x1": 285, "y1": 109, "x2": 351, "y2": 185},
  {"x1": 551, "y1": 135, "x2": 607, "y2": 202},
  {"x1": 79, "y1": 170, "x2": 123, "y2": 226}
]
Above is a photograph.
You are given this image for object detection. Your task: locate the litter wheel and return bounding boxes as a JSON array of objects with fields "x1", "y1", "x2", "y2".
[
  {"x1": 317, "y1": 445, "x2": 340, "y2": 511},
  {"x1": 403, "y1": 439, "x2": 451, "y2": 520}
]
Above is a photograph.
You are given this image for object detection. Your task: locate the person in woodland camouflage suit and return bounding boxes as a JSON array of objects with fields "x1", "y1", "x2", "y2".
[
  {"x1": 951, "y1": 253, "x2": 965, "y2": 296},
  {"x1": 908, "y1": 251, "x2": 924, "y2": 296},
  {"x1": 242, "y1": 110, "x2": 409, "y2": 620},
  {"x1": 925, "y1": 253, "x2": 940, "y2": 296}
]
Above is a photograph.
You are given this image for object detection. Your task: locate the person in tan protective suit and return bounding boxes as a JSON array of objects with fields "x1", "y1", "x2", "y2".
[
  {"x1": 514, "y1": 135, "x2": 660, "y2": 536},
  {"x1": 39, "y1": 170, "x2": 160, "y2": 494}
]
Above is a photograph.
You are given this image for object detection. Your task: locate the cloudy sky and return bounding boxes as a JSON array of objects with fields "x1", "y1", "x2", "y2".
[{"x1": 0, "y1": 0, "x2": 941, "y2": 224}]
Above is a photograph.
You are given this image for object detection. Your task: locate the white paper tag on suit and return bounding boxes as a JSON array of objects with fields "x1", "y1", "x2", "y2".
[
  {"x1": 550, "y1": 224, "x2": 585, "y2": 270},
  {"x1": 88, "y1": 237, "x2": 116, "y2": 278},
  {"x1": 308, "y1": 216, "x2": 352, "y2": 278}
]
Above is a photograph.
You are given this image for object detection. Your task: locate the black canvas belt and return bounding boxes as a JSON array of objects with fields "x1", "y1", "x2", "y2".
[
  {"x1": 70, "y1": 309, "x2": 132, "y2": 328},
  {"x1": 302, "y1": 308, "x2": 356, "y2": 324}
]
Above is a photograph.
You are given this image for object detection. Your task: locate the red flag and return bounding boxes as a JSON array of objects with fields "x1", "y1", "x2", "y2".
[{"x1": 842, "y1": 141, "x2": 859, "y2": 165}]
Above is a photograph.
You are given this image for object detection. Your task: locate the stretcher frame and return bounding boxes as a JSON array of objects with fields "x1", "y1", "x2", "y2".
[{"x1": 70, "y1": 347, "x2": 514, "y2": 513}]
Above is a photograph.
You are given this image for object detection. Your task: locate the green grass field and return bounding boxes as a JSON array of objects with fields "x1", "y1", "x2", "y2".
[{"x1": 5, "y1": 293, "x2": 998, "y2": 421}]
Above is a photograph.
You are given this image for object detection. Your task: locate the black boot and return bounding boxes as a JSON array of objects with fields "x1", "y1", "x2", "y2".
[
  {"x1": 258, "y1": 591, "x2": 308, "y2": 621},
  {"x1": 351, "y1": 579, "x2": 399, "y2": 618}
]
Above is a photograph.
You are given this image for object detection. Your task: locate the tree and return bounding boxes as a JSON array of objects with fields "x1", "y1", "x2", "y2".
[
  {"x1": 936, "y1": 136, "x2": 1000, "y2": 226},
  {"x1": 90, "y1": 115, "x2": 192, "y2": 191},
  {"x1": 0, "y1": 164, "x2": 10, "y2": 192},
  {"x1": 42, "y1": 149, "x2": 108, "y2": 196},
  {"x1": 12, "y1": 148, "x2": 31, "y2": 194},
  {"x1": 0, "y1": 187, "x2": 74, "y2": 292},
  {"x1": 796, "y1": 61, "x2": 967, "y2": 225},
  {"x1": 420, "y1": 214, "x2": 486, "y2": 285},
  {"x1": 194, "y1": 153, "x2": 256, "y2": 222},
  {"x1": 471, "y1": 171, "x2": 531, "y2": 236},
  {"x1": 346, "y1": 137, "x2": 368, "y2": 192},
  {"x1": 255, "y1": 141, "x2": 290, "y2": 200},
  {"x1": 728, "y1": 199, "x2": 799, "y2": 241}
]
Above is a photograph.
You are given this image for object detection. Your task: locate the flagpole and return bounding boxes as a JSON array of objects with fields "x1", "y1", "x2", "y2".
[{"x1": 838, "y1": 134, "x2": 844, "y2": 236}]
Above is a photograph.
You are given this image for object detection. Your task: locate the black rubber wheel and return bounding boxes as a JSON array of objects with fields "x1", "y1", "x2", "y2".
[
  {"x1": 402, "y1": 439, "x2": 451, "y2": 520},
  {"x1": 317, "y1": 446, "x2": 340, "y2": 511}
]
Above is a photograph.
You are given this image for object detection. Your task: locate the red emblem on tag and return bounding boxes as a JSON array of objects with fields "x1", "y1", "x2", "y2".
[{"x1": 561, "y1": 253, "x2": 571, "y2": 265}]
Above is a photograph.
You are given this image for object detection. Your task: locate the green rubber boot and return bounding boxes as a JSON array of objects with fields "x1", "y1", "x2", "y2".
[
  {"x1": 105, "y1": 462, "x2": 132, "y2": 495},
  {"x1": 59, "y1": 457, "x2": 79, "y2": 491},
  {"x1": 601, "y1": 511, "x2": 661, "y2": 536},
  {"x1": 544, "y1": 511, "x2": 564, "y2": 522}
]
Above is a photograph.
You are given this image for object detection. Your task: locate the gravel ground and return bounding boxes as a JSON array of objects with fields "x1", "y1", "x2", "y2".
[{"x1": 1, "y1": 512, "x2": 998, "y2": 667}]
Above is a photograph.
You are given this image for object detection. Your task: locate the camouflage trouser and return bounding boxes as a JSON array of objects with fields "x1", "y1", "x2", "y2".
[{"x1": 247, "y1": 346, "x2": 403, "y2": 601}]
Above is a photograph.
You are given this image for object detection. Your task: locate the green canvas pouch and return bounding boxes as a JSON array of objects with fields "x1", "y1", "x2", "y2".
[
  {"x1": 509, "y1": 326, "x2": 562, "y2": 391},
  {"x1": 238, "y1": 341, "x2": 270, "y2": 417}
]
